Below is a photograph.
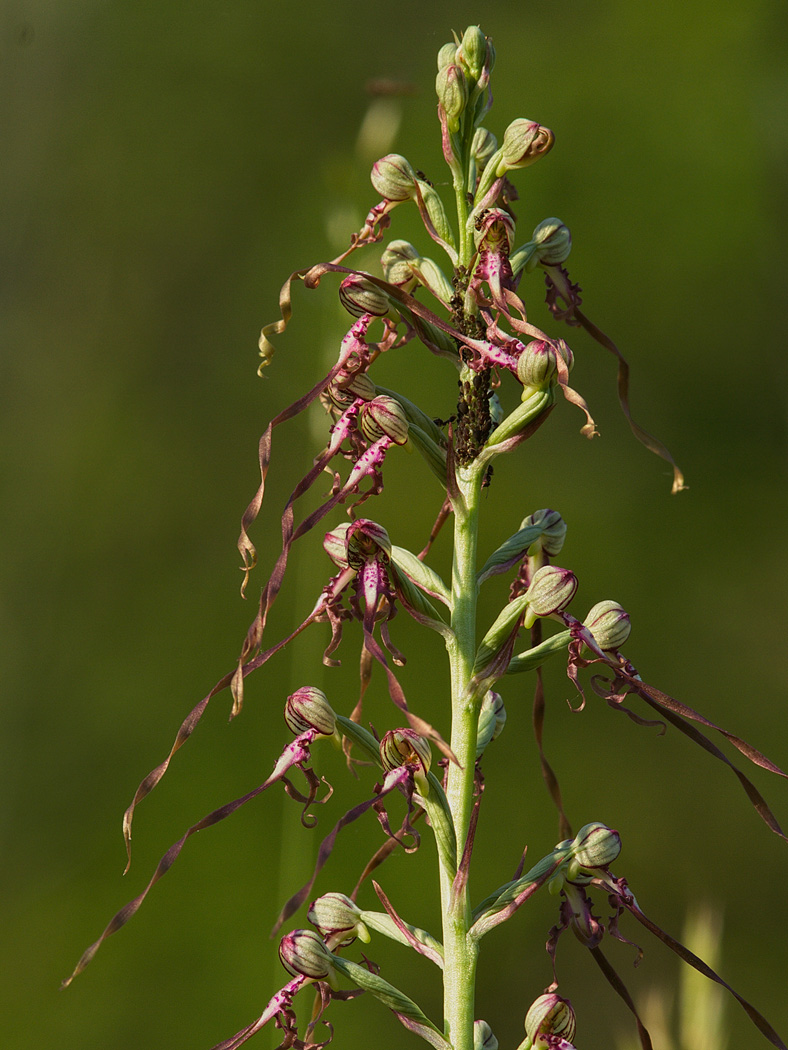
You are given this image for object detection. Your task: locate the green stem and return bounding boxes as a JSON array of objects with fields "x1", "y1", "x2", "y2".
[
  {"x1": 439, "y1": 446, "x2": 484, "y2": 1050},
  {"x1": 439, "y1": 101, "x2": 487, "y2": 1050}
]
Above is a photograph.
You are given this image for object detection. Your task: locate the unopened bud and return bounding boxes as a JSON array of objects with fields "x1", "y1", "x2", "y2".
[
  {"x1": 496, "y1": 119, "x2": 554, "y2": 176},
  {"x1": 473, "y1": 1019, "x2": 498, "y2": 1050},
  {"x1": 456, "y1": 25, "x2": 487, "y2": 82},
  {"x1": 381, "y1": 240, "x2": 421, "y2": 289},
  {"x1": 472, "y1": 127, "x2": 498, "y2": 173},
  {"x1": 525, "y1": 565, "x2": 578, "y2": 617},
  {"x1": 530, "y1": 218, "x2": 572, "y2": 268},
  {"x1": 522, "y1": 508, "x2": 567, "y2": 557},
  {"x1": 516, "y1": 339, "x2": 573, "y2": 391},
  {"x1": 284, "y1": 687, "x2": 337, "y2": 737},
  {"x1": 339, "y1": 274, "x2": 391, "y2": 318},
  {"x1": 571, "y1": 822, "x2": 621, "y2": 869},
  {"x1": 510, "y1": 218, "x2": 572, "y2": 278},
  {"x1": 437, "y1": 42, "x2": 457, "y2": 72},
  {"x1": 307, "y1": 892, "x2": 370, "y2": 947},
  {"x1": 524, "y1": 993, "x2": 576, "y2": 1044},
  {"x1": 380, "y1": 728, "x2": 431, "y2": 791},
  {"x1": 278, "y1": 929, "x2": 336, "y2": 980},
  {"x1": 371, "y1": 153, "x2": 417, "y2": 202},
  {"x1": 359, "y1": 394, "x2": 410, "y2": 445},
  {"x1": 436, "y1": 63, "x2": 468, "y2": 132},
  {"x1": 583, "y1": 600, "x2": 631, "y2": 652}
]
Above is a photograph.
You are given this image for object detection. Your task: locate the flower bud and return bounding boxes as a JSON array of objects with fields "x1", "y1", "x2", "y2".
[
  {"x1": 496, "y1": 119, "x2": 554, "y2": 176},
  {"x1": 359, "y1": 394, "x2": 410, "y2": 445},
  {"x1": 515, "y1": 339, "x2": 573, "y2": 391},
  {"x1": 381, "y1": 239, "x2": 421, "y2": 289},
  {"x1": 339, "y1": 274, "x2": 391, "y2": 318},
  {"x1": 530, "y1": 217, "x2": 572, "y2": 268},
  {"x1": 456, "y1": 25, "x2": 487, "y2": 82},
  {"x1": 472, "y1": 127, "x2": 498, "y2": 174},
  {"x1": 437, "y1": 42, "x2": 457, "y2": 71},
  {"x1": 307, "y1": 892, "x2": 370, "y2": 947},
  {"x1": 473, "y1": 1019, "x2": 498, "y2": 1050},
  {"x1": 571, "y1": 822, "x2": 621, "y2": 869},
  {"x1": 525, "y1": 565, "x2": 578, "y2": 617},
  {"x1": 436, "y1": 63, "x2": 468, "y2": 132},
  {"x1": 524, "y1": 993, "x2": 576, "y2": 1044},
  {"x1": 371, "y1": 153, "x2": 417, "y2": 202},
  {"x1": 323, "y1": 522, "x2": 351, "y2": 568},
  {"x1": 522, "y1": 508, "x2": 567, "y2": 557},
  {"x1": 284, "y1": 687, "x2": 337, "y2": 737},
  {"x1": 278, "y1": 929, "x2": 336, "y2": 980},
  {"x1": 345, "y1": 519, "x2": 392, "y2": 567},
  {"x1": 380, "y1": 728, "x2": 432, "y2": 789},
  {"x1": 583, "y1": 600, "x2": 631, "y2": 652}
]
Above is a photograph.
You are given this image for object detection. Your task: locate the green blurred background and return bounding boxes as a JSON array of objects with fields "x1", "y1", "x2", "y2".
[{"x1": 3, "y1": 1, "x2": 787, "y2": 1047}]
